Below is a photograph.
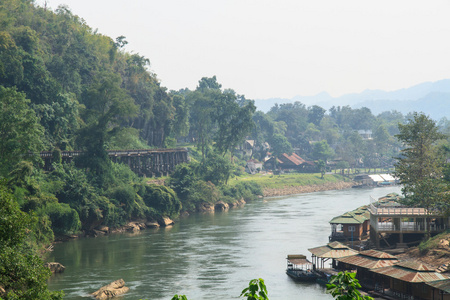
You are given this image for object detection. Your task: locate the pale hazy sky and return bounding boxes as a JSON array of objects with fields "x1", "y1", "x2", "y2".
[{"x1": 37, "y1": 0, "x2": 450, "y2": 100}]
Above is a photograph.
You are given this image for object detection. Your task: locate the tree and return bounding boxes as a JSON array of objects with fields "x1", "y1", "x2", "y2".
[
  {"x1": 372, "y1": 125, "x2": 392, "y2": 161},
  {"x1": 326, "y1": 271, "x2": 373, "y2": 300},
  {"x1": 0, "y1": 180, "x2": 64, "y2": 300},
  {"x1": 270, "y1": 134, "x2": 293, "y2": 158},
  {"x1": 200, "y1": 152, "x2": 234, "y2": 185},
  {"x1": 268, "y1": 102, "x2": 308, "y2": 146},
  {"x1": 214, "y1": 91, "x2": 256, "y2": 158},
  {"x1": 0, "y1": 86, "x2": 43, "y2": 176},
  {"x1": 393, "y1": 112, "x2": 446, "y2": 208},
  {"x1": 312, "y1": 140, "x2": 335, "y2": 163},
  {"x1": 76, "y1": 72, "x2": 137, "y2": 186},
  {"x1": 197, "y1": 75, "x2": 222, "y2": 91},
  {"x1": 317, "y1": 159, "x2": 326, "y2": 179},
  {"x1": 308, "y1": 105, "x2": 326, "y2": 126},
  {"x1": 32, "y1": 93, "x2": 80, "y2": 149}
]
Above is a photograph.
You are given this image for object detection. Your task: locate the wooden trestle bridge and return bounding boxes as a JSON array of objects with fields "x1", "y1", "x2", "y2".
[{"x1": 39, "y1": 148, "x2": 190, "y2": 177}]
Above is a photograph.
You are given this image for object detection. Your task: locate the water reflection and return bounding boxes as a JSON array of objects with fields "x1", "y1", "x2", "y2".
[{"x1": 48, "y1": 186, "x2": 402, "y2": 299}]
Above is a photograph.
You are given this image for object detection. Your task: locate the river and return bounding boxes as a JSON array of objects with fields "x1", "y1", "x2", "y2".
[{"x1": 47, "y1": 186, "x2": 402, "y2": 300}]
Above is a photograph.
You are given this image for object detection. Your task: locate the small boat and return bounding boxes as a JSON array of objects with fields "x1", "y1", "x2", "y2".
[{"x1": 286, "y1": 255, "x2": 320, "y2": 282}]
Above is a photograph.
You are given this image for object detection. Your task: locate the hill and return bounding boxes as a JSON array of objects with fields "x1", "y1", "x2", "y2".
[
  {"x1": 397, "y1": 230, "x2": 450, "y2": 269},
  {"x1": 255, "y1": 79, "x2": 450, "y2": 120}
]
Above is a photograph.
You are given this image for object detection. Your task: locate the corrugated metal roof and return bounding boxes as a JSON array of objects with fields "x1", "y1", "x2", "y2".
[
  {"x1": 287, "y1": 255, "x2": 314, "y2": 267},
  {"x1": 329, "y1": 204, "x2": 371, "y2": 225},
  {"x1": 396, "y1": 261, "x2": 436, "y2": 272},
  {"x1": 371, "y1": 265, "x2": 449, "y2": 283},
  {"x1": 308, "y1": 242, "x2": 359, "y2": 258},
  {"x1": 329, "y1": 211, "x2": 367, "y2": 224},
  {"x1": 360, "y1": 250, "x2": 397, "y2": 259},
  {"x1": 337, "y1": 254, "x2": 398, "y2": 269},
  {"x1": 426, "y1": 279, "x2": 450, "y2": 293},
  {"x1": 368, "y1": 174, "x2": 384, "y2": 182},
  {"x1": 380, "y1": 174, "x2": 395, "y2": 181},
  {"x1": 328, "y1": 241, "x2": 350, "y2": 249},
  {"x1": 280, "y1": 153, "x2": 305, "y2": 166}
]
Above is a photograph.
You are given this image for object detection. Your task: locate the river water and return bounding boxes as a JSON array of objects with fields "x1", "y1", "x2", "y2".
[{"x1": 47, "y1": 186, "x2": 402, "y2": 300}]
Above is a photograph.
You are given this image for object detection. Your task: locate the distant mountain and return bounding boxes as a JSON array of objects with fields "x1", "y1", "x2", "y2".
[{"x1": 254, "y1": 79, "x2": 450, "y2": 120}]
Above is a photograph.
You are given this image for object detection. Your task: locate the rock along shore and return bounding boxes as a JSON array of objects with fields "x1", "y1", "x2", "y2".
[{"x1": 263, "y1": 181, "x2": 355, "y2": 197}]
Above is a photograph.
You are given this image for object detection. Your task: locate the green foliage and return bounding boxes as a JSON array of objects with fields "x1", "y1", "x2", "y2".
[
  {"x1": 269, "y1": 134, "x2": 293, "y2": 158},
  {"x1": 312, "y1": 140, "x2": 335, "y2": 162},
  {"x1": 199, "y1": 152, "x2": 234, "y2": 185},
  {"x1": 268, "y1": 102, "x2": 308, "y2": 146},
  {"x1": 393, "y1": 112, "x2": 447, "y2": 209},
  {"x1": 32, "y1": 93, "x2": 80, "y2": 149},
  {"x1": 39, "y1": 201, "x2": 81, "y2": 235},
  {"x1": 170, "y1": 295, "x2": 188, "y2": 300},
  {"x1": 167, "y1": 163, "x2": 198, "y2": 201},
  {"x1": 317, "y1": 159, "x2": 326, "y2": 179},
  {"x1": 139, "y1": 184, "x2": 181, "y2": 218},
  {"x1": 0, "y1": 180, "x2": 64, "y2": 300},
  {"x1": 418, "y1": 229, "x2": 450, "y2": 254},
  {"x1": 185, "y1": 180, "x2": 220, "y2": 208},
  {"x1": 0, "y1": 86, "x2": 43, "y2": 176},
  {"x1": 326, "y1": 271, "x2": 373, "y2": 300},
  {"x1": 221, "y1": 181, "x2": 262, "y2": 202},
  {"x1": 240, "y1": 278, "x2": 269, "y2": 300}
]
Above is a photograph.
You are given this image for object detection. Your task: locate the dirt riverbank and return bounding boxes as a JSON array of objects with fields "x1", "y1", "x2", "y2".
[{"x1": 263, "y1": 181, "x2": 355, "y2": 197}]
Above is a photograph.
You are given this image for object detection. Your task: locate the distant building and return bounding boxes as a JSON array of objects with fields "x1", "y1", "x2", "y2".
[
  {"x1": 245, "y1": 159, "x2": 263, "y2": 174},
  {"x1": 264, "y1": 152, "x2": 315, "y2": 172},
  {"x1": 235, "y1": 140, "x2": 255, "y2": 158},
  {"x1": 357, "y1": 130, "x2": 373, "y2": 140},
  {"x1": 353, "y1": 174, "x2": 397, "y2": 187}
]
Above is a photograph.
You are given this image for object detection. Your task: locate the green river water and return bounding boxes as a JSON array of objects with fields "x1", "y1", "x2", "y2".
[{"x1": 47, "y1": 186, "x2": 402, "y2": 299}]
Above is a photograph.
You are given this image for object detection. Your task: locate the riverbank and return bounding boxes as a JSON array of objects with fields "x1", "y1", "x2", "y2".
[{"x1": 263, "y1": 181, "x2": 355, "y2": 197}]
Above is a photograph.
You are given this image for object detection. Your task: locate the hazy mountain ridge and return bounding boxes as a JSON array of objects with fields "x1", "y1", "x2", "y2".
[{"x1": 255, "y1": 79, "x2": 450, "y2": 120}]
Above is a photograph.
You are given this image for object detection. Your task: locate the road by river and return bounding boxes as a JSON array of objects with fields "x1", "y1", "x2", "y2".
[{"x1": 48, "y1": 186, "x2": 402, "y2": 299}]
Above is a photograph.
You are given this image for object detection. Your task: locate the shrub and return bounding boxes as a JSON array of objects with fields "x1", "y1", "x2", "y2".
[
  {"x1": 40, "y1": 201, "x2": 81, "y2": 235},
  {"x1": 139, "y1": 184, "x2": 181, "y2": 218}
]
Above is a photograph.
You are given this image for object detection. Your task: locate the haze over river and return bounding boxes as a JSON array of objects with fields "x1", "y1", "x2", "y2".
[{"x1": 48, "y1": 186, "x2": 402, "y2": 299}]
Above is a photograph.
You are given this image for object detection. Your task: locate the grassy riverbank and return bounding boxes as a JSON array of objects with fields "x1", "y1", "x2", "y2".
[{"x1": 231, "y1": 172, "x2": 354, "y2": 197}]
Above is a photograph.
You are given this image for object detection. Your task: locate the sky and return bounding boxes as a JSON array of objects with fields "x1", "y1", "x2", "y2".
[{"x1": 37, "y1": 0, "x2": 450, "y2": 100}]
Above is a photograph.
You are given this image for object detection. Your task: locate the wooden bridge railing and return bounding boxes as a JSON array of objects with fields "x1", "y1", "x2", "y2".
[{"x1": 39, "y1": 148, "x2": 190, "y2": 177}]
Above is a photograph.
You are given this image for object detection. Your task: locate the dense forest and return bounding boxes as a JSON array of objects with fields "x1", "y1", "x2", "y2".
[
  {"x1": 2, "y1": 0, "x2": 450, "y2": 239},
  {"x1": 2, "y1": 0, "x2": 450, "y2": 240},
  {"x1": 1, "y1": 1, "x2": 450, "y2": 298}
]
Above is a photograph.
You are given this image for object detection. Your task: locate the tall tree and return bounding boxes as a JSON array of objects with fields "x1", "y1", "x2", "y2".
[
  {"x1": 0, "y1": 86, "x2": 43, "y2": 176},
  {"x1": 269, "y1": 134, "x2": 293, "y2": 163},
  {"x1": 76, "y1": 72, "x2": 137, "y2": 185},
  {"x1": 308, "y1": 105, "x2": 326, "y2": 126},
  {"x1": 311, "y1": 140, "x2": 335, "y2": 163},
  {"x1": 393, "y1": 112, "x2": 446, "y2": 208},
  {"x1": 214, "y1": 90, "x2": 256, "y2": 158}
]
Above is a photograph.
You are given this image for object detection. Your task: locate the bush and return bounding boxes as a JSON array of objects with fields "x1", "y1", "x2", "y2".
[
  {"x1": 139, "y1": 184, "x2": 181, "y2": 218},
  {"x1": 222, "y1": 181, "x2": 262, "y2": 202},
  {"x1": 0, "y1": 181, "x2": 64, "y2": 299},
  {"x1": 40, "y1": 202, "x2": 81, "y2": 235}
]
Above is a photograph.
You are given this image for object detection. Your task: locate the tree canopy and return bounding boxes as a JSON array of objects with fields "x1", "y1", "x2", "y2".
[{"x1": 393, "y1": 112, "x2": 446, "y2": 209}]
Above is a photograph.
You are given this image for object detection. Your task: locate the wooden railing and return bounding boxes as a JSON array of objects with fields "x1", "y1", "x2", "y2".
[{"x1": 369, "y1": 203, "x2": 428, "y2": 216}]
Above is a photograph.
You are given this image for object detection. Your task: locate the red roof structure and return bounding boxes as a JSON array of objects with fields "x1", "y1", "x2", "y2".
[{"x1": 265, "y1": 152, "x2": 315, "y2": 170}]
